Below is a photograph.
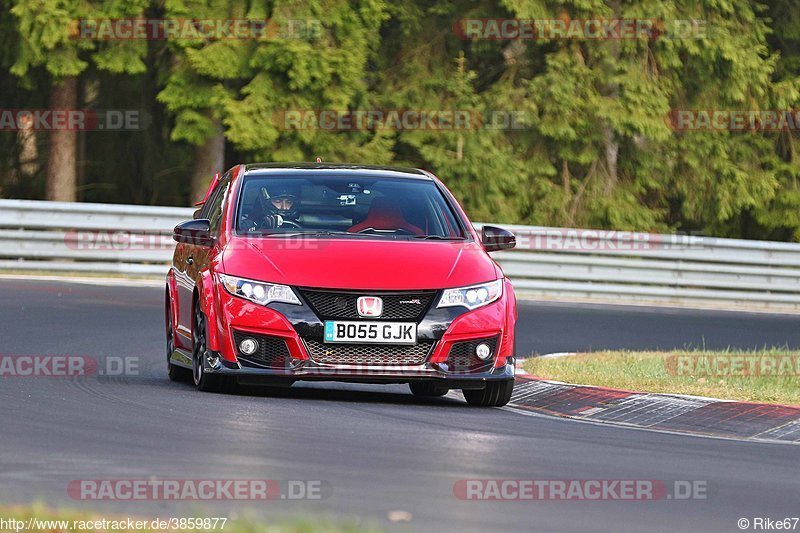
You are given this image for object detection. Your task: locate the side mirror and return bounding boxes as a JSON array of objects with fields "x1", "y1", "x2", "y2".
[
  {"x1": 482, "y1": 225, "x2": 516, "y2": 252},
  {"x1": 173, "y1": 219, "x2": 214, "y2": 247}
]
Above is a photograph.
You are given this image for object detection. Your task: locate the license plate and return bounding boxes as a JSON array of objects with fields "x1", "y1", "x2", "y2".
[{"x1": 324, "y1": 321, "x2": 417, "y2": 345}]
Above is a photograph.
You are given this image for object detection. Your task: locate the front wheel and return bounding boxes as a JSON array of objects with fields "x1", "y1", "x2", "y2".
[{"x1": 463, "y1": 380, "x2": 514, "y2": 407}]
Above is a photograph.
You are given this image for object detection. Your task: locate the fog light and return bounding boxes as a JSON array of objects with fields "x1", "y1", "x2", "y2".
[
  {"x1": 475, "y1": 343, "x2": 492, "y2": 360},
  {"x1": 239, "y1": 338, "x2": 258, "y2": 355}
]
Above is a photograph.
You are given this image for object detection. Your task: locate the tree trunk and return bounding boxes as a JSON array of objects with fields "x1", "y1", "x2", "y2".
[
  {"x1": 19, "y1": 117, "x2": 38, "y2": 177},
  {"x1": 46, "y1": 76, "x2": 78, "y2": 202},
  {"x1": 601, "y1": 0, "x2": 621, "y2": 196},
  {"x1": 189, "y1": 118, "x2": 225, "y2": 205},
  {"x1": 602, "y1": 123, "x2": 618, "y2": 195}
]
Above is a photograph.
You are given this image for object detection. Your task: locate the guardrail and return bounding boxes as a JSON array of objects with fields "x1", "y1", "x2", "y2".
[
  {"x1": 0, "y1": 199, "x2": 191, "y2": 276},
  {"x1": 2, "y1": 199, "x2": 799, "y2": 311}
]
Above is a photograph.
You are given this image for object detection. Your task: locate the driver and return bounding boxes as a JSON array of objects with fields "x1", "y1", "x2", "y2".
[{"x1": 244, "y1": 185, "x2": 301, "y2": 231}]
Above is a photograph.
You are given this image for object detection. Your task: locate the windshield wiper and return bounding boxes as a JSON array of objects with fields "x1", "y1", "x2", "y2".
[
  {"x1": 413, "y1": 235, "x2": 466, "y2": 240},
  {"x1": 266, "y1": 230, "x2": 375, "y2": 238}
]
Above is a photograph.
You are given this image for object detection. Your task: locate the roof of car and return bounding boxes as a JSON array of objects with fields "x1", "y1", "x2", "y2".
[{"x1": 242, "y1": 162, "x2": 432, "y2": 180}]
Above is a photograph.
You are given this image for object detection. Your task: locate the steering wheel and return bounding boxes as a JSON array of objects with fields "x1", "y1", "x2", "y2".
[
  {"x1": 357, "y1": 227, "x2": 416, "y2": 236},
  {"x1": 279, "y1": 219, "x2": 303, "y2": 229}
]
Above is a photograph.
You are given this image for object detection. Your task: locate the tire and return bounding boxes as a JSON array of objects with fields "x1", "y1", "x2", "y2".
[
  {"x1": 463, "y1": 380, "x2": 514, "y2": 407},
  {"x1": 409, "y1": 382, "x2": 448, "y2": 397},
  {"x1": 192, "y1": 300, "x2": 232, "y2": 393},
  {"x1": 166, "y1": 293, "x2": 191, "y2": 382}
]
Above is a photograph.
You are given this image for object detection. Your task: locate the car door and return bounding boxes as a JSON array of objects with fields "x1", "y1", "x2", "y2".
[
  {"x1": 192, "y1": 175, "x2": 230, "y2": 285},
  {"x1": 175, "y1": 175, "x2": 230, "y2": 340}
]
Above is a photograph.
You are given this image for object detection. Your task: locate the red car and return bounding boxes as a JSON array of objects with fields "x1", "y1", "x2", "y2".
[{"x1": 166, "y1": 163, "x2": 517, "y2": 406}]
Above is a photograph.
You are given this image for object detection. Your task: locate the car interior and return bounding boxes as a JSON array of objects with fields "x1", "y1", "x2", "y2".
[{"x1": 236, "y1": 176, "x2": 462, "y2": 238}]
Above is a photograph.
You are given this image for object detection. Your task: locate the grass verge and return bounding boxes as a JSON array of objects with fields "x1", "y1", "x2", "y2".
[{"x1": 522, "y1": 349, "x2": 800, "y2": 406}]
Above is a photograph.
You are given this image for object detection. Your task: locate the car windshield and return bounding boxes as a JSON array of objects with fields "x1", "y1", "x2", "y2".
[{"x1": 235, "y1": 174, "x2": 466, "y2": 239}]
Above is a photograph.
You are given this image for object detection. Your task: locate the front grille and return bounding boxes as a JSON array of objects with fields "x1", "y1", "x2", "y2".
[
  {"x1": 305, "y1": 339, "x2": 435, "y2": 366},
  {"x1": 232, "y1": 331, "x2": 291, "y2": 369},
  {"x1": 445, "y1": 336, "x2": 499, "y2": 373},
  {"x1": 298, "y1": 289, "x2": 437, "y2": 321}
]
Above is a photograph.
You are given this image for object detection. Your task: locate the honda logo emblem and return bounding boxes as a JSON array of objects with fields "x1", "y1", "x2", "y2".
[{"x1": 357, "y1": 296, "x2": 383, "y2": 317}]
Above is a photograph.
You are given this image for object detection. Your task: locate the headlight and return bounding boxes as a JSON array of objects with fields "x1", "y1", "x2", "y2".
[
  {"x1": 437, "y1": 279, "x2": 503, "y2": 310},
  {"x1": 219, "y1": 274, "x2": 301, "y2": 306}
]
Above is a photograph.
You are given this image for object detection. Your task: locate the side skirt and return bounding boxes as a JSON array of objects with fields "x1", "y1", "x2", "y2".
[{"x1": 170, "y1": 348, "x2": 193, "y2": 369}]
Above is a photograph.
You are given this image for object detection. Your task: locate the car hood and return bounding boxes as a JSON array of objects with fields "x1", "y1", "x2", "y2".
[{"x1": 221, "y1": 237, "x2": 499, "y2": 290}]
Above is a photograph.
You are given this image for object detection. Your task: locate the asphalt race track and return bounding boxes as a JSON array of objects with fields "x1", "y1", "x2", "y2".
[
  {"x1": 515, "y1": 300, "x2": 800, "y2": 355},
  {"x1": 1, "y1": 278, "x2": 798, "y2": 532}
]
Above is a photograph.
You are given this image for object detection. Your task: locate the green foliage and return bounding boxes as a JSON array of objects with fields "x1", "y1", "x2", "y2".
[{"x1": 10, "y1": 0, "x2": 149, "y2": 78}]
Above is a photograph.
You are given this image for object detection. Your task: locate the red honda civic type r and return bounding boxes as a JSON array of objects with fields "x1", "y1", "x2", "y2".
[{"x1": 166, "y1": 163, "x2": 518, "y2": 406}]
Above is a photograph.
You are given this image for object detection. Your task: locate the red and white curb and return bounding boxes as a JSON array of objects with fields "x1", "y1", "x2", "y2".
[{"x1": 508, "y1": 368, "x2": 800, "y2": 444}]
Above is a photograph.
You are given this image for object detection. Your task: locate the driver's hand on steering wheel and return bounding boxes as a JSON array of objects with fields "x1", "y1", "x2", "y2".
[
  {"x1": 240, "y1": 214, "x2": 260, "y2": 232},
  {"x1": 260, "y1": 214, "x2": 285, "y2": 229},
  {"x1": 242, "y1": 213, "x2": 300, "y2": 231}
]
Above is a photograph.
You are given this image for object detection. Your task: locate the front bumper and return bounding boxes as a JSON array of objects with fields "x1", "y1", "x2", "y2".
[
  {"x1": 204, "y1": 355, "x2": 515, "y2": 388},
  {"x1": 200, "y1": 278, "x2": 517, "y2": 387}
]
